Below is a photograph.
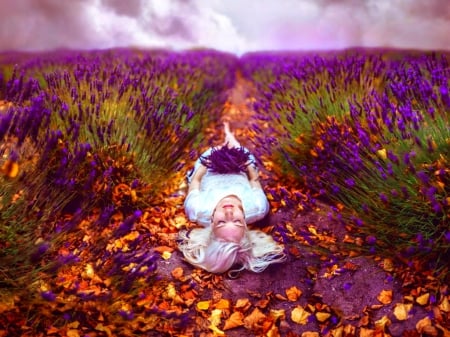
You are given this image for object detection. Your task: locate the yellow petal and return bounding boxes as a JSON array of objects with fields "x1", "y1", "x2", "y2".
[
  {"x1": 393, "y1": 303, "x2": 413, "y2": 321},
  {"x1": 291, "y1": 306, "x2": 310, "y2": 325}
]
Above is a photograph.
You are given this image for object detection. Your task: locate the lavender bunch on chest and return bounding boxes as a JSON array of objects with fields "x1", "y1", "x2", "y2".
[{"x1": 200, "y1": 146, "x2": 254, "y2": 174}]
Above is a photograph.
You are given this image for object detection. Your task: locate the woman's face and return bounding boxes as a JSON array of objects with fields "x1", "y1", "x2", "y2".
[{"x1": 212, "y1": 195, "x2": 246, "y2": 243}]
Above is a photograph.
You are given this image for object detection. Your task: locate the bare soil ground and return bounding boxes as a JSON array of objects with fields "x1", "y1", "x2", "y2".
[{"x1": 155, "y1": 76, "x2": 438, "y2": 336}]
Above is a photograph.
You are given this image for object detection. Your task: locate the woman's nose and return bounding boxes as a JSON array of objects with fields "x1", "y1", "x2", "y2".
[{"x1": 224, "y1": 207, "x2": 234, "y2": 217}]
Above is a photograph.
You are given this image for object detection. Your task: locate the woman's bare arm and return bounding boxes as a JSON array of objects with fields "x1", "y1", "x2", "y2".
[
  {"x1": 188, "y1": 164, "x2": 207, "y2": 194},
  {"x1": 247, "y1": 164, "x2": 263, "y2": 189}
]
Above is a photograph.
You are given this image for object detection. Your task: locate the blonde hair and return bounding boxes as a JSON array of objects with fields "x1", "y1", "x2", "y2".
[{"x1": 177, "y1": 227, "x2": 286, "y2": 274}]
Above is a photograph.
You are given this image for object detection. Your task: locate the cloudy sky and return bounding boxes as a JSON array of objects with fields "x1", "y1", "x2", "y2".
[{"x1": 0, "y1": 0, "x2": 449, "y2": 55}]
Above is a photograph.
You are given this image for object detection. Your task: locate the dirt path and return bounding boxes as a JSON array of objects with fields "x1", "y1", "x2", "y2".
[{"x1": 156, "y1": 75, "x2": 437, "y2": 336}]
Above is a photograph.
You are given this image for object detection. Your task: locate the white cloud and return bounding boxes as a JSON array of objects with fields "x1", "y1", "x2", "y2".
[{"x1": 0, "y1": 0, "x2": 448, "y2": 54}]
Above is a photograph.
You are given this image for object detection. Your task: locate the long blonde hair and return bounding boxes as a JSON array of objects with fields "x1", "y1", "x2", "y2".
[{"x1": 177, "y1": 227, "x2": 286, "y2": 274}]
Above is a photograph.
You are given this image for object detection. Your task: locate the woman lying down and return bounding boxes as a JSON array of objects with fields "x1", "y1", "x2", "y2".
[{"x1": 177, "y1": 122, "x2": 286, "y2": 276}]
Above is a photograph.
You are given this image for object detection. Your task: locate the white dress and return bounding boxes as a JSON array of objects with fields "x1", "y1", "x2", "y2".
[{"x1": 184, "y1": 148, "x2": 270, "y2": 227}]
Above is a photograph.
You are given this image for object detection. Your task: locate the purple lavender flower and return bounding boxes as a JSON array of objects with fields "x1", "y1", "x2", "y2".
[
  {"x1": 343, "y1": 282, "x2": 353, "y2": 291},
  {"x1": 30, "y1": 241, "x2": 51, "y2": 262},
  {"x1": 118, "y1": 309, "x2": 135, "y2": 320},
  {"x1": 40, "y1": 290, "x2": 56, "y2": 302},
  {"x1": 114, "y1": 210, "x2": 142, "y2": 237},
  {"x1": 379, "y1": 193, "x2": 388, "y2": 204}
]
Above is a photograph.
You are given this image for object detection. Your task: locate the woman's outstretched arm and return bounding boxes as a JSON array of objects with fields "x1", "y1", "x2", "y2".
[
  {"x1": 247, "y1": 163, "x2": 262, "y2": 189},
  {"x1": 188, "y1": 164, "x2": 207, "y2": 194}
]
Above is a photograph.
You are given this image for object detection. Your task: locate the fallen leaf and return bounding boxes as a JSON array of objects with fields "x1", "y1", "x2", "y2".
[
  {"x1": 0, "y1": 294, "x2": 15, "y2": 314},
  {"x1": 153, "y1": 246, "x2": 174, "y2": 253},
  {"x1": 173, "y1": 215, "x2": 187, "y2": 229},
  {"x1": 416, "y1": 293, "x2": 430, "y2": 306},
  {"x1": 382, "y1": 258, "x2": 394, "y2": 272},
  {"x1": 223, "y1": 311, "x2": 244, "y2": 330},
  {"x1": 1, "y1": 160, "x2": 19, "y2": 178},
  {"x1": 165, "y1": 283, "x2": 177, "y2": 299},
  {"x1": 67, "y1": 321, "x2": 80, "y2": 329},
  {"x1": 286, "y1": 286, "x2": 302, "y2": 301},
  {"x1": 342, "y1": 324, "x2": 357, "y2": 335},
  {"x1": 269, "y1": 309, "x2": 285, "y2": 321},
  {"x1": 377, "y1": 148, "x2": 387, "y2": 160},
  {"x1": 393, "y1": 303, "x2": 413, "y2": 321},
  {"x1": 83, "y1": 263, "x2": 95, "y2": 279},
  {"x1": 377, "y1": 289, "x2": 393, "y2": 305},
  {"x1": 436, "y1": 323, "x2": 450, "y2": 337},
  {"x1": 234, "y1": 298, "x2": 251, "y2": 312},
  {"x1": 291, "y1": 306, "x2": 310, "y2": 325},
  {"x1": 359, "y1": 327, "x2": 374, "y2": 337},
  {"x1": 161, "y1": 251, "x2": 172, "y2": 260},
  {"x1": 255, "y1": 299, "x2": 270, "y2": 309},
  {"x1": 209, "y1": 309, "x2": 225, "y2": 336},
  {"x1": 275, "y1": 293, "x2": 287, "y2": 301},
  {"x1": 315, "y1": 312, "x2": 331, "y2": 322},
  {"x1": 66, "y1": 329, "x2": 80, "y2": 337},
  {"x1": 243, "y1": 308, "x2": 266, "y2": 329},
  {"x1": 416, "y1": 316, "x2": 432, "y2": 333},
  {"x1": 197, "y1": 301, "x2": 210, "y2": 311},
  {"x1": 266, "y1": 324, "x2": 280, "y2": 337},
  {"x1": 359, "y1": 315, "x2": 370, "y2": 327},
  {"x1": 95, "y1": 324, "x2": 113, "y2": 337},
  {"x1": 214, "y1": 299, "x2": 230, "y2": 310},
  {"x1": 330, "y1": 326, "x2": 344, "y2": 337},
  {"x1": 171, "y1": 267, "x2": 184, "y2": 280},
  {"x1": 46, "y1": 326, "x2": 60, "y2": 335},
  {"x1": 375, "y1": 315, "x2": 391, "y2": 330},
  {"x1": 301, "y1": 332, "x2": 319, "y2": 337},
  {"x1": 439, "y1": 296, "x2": 449, "y2": 312}
]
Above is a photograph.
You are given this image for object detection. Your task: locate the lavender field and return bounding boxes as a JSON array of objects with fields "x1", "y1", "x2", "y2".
[{"x1": 0, "y1": 48, "x2": 449, "y2": 336}]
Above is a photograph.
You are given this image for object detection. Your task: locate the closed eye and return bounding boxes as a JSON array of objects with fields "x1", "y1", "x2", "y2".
[{"x1": 233, "y1": 220, "x2": 244, "y2": 226}]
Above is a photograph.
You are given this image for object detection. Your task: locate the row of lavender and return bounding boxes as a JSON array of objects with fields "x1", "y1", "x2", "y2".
[
  {"x1": 0, "y1": 49, "x2": 238, "y2": 331},
  {"x1": 241, "y1": 51, "x2": 449, "y2": 276}
]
